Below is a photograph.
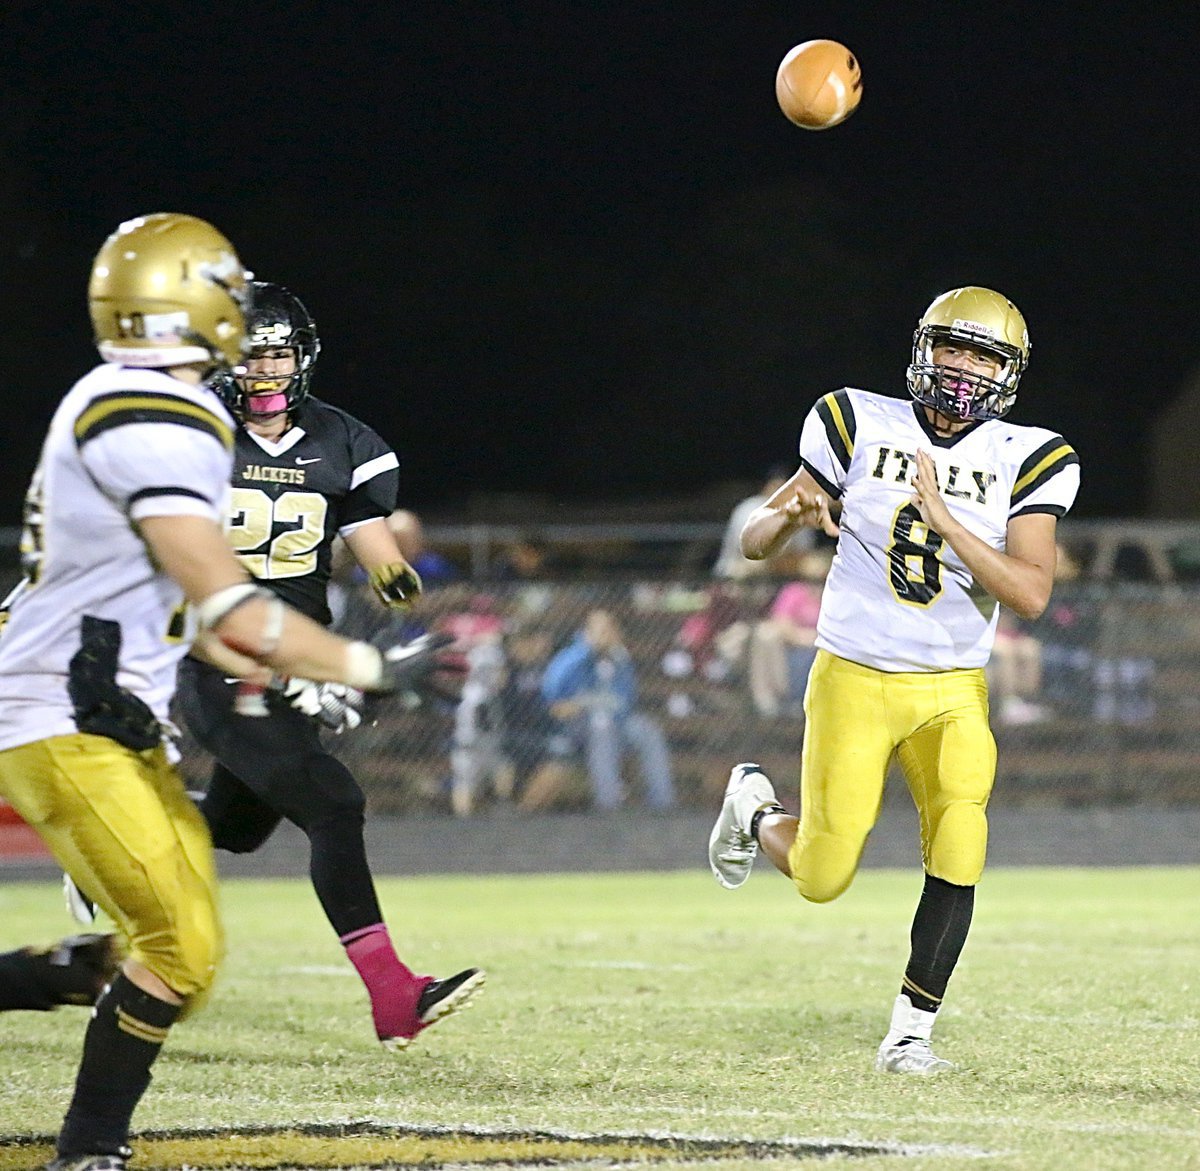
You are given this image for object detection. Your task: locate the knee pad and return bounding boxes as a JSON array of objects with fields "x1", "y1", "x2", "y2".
[
  {"x1": 208, "y1": 819, "x2": 275, "y2": 855},
  {"x1": 128, "y1": 891, "x2": 224, "y2": 1018},
  {"x1": 925, "y1": 799, "x2": 988, "y2": 887},
  {"x1": 788, "y1": 828, "x2": 867, "y2": 904},
  {"x1": 200, "y1": 792, "x2": 278, "y2": 854}
]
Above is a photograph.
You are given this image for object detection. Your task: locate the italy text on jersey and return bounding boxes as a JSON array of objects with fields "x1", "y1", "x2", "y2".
[{"x1": 799, "y1": 389, "x2": 1079, "y2": 672}]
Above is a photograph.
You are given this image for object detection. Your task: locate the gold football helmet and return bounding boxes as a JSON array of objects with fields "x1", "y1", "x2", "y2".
[
  {"x1": 906, "y1": 286, "x2": 1030, "y2": 421},
  {"x1": 89, "y1": 213, "x2": 250, "y2": 369}
]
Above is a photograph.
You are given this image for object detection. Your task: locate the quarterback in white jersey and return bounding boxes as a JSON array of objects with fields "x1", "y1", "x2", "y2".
[
  {"x1": 800, "y1": 386, "x2": 1078, "y2": 672},
  {"x1": 708, "y1": 286, "x2": 1079, "y2": 1079}
]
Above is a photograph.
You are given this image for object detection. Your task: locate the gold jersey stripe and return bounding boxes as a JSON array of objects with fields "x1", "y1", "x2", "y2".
[
  {"x1": 816, "y1": 390, "x2": 856, "y2": 472},
  {"x1": 75, "y1": 393, "x2": 234, "y2": 452},
  {"x1": 1012, "y1": 441, "x2": 1078, "y2": 505}
]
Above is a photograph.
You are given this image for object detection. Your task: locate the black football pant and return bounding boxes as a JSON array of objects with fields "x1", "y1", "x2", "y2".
[{"x1": 176, "y1": 658, "x2": 383, "y2": 937}]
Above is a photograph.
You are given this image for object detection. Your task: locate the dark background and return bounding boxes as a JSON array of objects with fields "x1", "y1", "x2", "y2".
[{"x1": 2, "y1": 2, "x2": 1197, "y2": 522}]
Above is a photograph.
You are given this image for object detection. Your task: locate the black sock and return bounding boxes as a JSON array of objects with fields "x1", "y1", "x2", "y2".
[
  {"x1": 306, "y1": 810, "x2": 383, "y2": 937},
  {"x1": 749, "y1": 804, "x2": 786, "y2": 844},
  {"x1": 901, "y1": 873, "x2": 974, "y2": 1014},
  {"x1": 57, "y1": 973, "x2": 181, "y2": 1158},
  {"x1": 0, "y1": 946, "x2": 58, "y2": 1010}
]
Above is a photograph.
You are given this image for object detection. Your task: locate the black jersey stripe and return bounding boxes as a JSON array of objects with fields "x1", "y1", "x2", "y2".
[
  {"x1": 128, "y1": 486, "x2": 212, "y2": 507},
  {"x1": 800, "y1": 458, "x2": 842, "y2": 500},
  {"x1": 1011, "y1": 502, "x2": 1068, "y2": 519},
  {"x1": 75, "y1": 392, "x2": 233, "y2": 452},
  {"x1": 815, "y1": 390, "x2": 856, "y2": 473},
  {"x1": 1011, "y1": 438, "x2": 1078, "y2": 507}
]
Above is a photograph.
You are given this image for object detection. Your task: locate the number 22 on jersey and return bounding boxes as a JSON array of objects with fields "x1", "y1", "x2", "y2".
[{"x1": 228, "y1": 487, "x2": 328, "y2": 579}]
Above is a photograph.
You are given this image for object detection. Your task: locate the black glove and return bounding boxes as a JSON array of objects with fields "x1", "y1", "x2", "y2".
[
  {"x1": 376, "y1": 631, "x2": 456, "y2": 694},
  {"x1": 369, "y1": 560, "x2": 423, "y2": 610}
]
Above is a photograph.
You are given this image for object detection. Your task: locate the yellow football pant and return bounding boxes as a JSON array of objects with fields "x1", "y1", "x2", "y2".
[
  {"x1": 788, "y1": 649, "x2": 996, "y2": 903},
  {"x1": 0, "y1": 733, "x2": 223, "y2": 1012}
]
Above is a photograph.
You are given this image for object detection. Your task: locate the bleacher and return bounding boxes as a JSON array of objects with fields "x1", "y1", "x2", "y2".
[
  {"x1": 5, "y1": 519, "x2": 1200, "y2": 812},
  {"x1": 171, "y1": 576, "x2": 1200, "y2": 815}
]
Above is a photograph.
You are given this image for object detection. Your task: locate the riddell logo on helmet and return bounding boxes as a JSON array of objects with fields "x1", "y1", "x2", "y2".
[{"x1": 951, "y1": 318, "x2": 996, "y2": 338}]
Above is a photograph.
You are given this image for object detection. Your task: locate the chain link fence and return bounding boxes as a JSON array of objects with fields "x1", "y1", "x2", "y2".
[
  {"x1": 3, "y1": 521, "x2": 1199, "y2": 818},
  {"x1": 168, "y1": 576, "x2": 1200, "y2": 814}
]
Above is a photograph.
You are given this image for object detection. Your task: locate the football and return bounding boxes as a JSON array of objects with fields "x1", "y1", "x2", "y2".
[{"x1": 775, "y1": 39, "x2": 862, "y2": 130}]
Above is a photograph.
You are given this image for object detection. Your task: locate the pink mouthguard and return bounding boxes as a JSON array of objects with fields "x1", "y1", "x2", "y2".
[
  {"x1": 247, "y1": 392, "x2": 288, "y2": 415},
  {"x1": 946, "y1": 378, "x2": 972, "y2": 419}
]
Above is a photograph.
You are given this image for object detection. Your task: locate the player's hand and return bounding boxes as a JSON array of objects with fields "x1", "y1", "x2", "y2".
[
  {"x1": 782, "y1": 486, "x2": 839, "y2": 538},
  {"x1": 911, "y1": 450, "x2": 955, "y2": 535},
  {"x1": 374, "y1": 631, "x2": 457, "y2": 695},
  {"x1": 369, "y1": 559, "x2": 423, "y2": 610},
  {"x1": 315, "y1": 682, "x2": 364, "y2": 733},
  {"x1": 284, "y1": 677, "x2": 364, "y2": 733}
]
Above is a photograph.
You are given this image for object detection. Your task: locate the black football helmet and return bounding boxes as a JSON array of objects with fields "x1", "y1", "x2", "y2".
[{"x1": 219, "y1": 281, "x2": 320, "y2": 419}]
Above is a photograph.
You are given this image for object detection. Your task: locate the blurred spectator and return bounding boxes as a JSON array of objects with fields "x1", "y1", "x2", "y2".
[
  {"x1": 661, "y1": 584, "x2": 752, "y2": 718},
  {"x1": 714, "y1": 466, "x2": 815, "y2": 579},
  {"x1": 499, "y1": 626, "x2": 578, "y2": 812},
  {"x1": 747, "y1": 550, "x2": 830, "y2": 717},
  {"x1": 538, "y1": 609, "x2": 675, "y2": 810},
  {"x1": 449, "y1": 633, "x2": 511, "y2": 816},
  {"x1": 387, "y1": 508, "x2": 460, "y2": 585},
  {"x1": 440, "y1": 592, "x2": 505, "y2": 649},
  {"x1": 1036, "y1": 543, "x2": 1094, "y2": 719},
  {"x1": 675, "y1": 583, "x2": 749, "y2": 683},
  {"x1": 979, "y1": 544, "x2": 1094, "y2": 727},
  {"x1": 988, "y1": 611, "x2": 1050, "y2": 726},
  {"x1": 491, "y1": 532, "x2": 555, "y2": 581}
]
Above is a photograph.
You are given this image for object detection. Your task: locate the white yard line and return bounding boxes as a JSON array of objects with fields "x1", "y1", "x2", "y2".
[{"x1": 527, "y1": 1103, "x2": 1200, "y2": 1142}]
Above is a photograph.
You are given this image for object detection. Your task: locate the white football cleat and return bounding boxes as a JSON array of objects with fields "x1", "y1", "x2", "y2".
[
  {"x1": 707, "y1": 762, "x2": 778, "y2": 889},
  {"x1": 63, "y1": 874, "x2": 98, "y2": 927},
  {"x1": 875, "y1": 994, "x2": 953, "y2": 1075}
]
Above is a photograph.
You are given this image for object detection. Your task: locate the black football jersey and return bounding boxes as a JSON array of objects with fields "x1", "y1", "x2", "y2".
[{"x1": 227, "y1": 396, "x2": 399, "y2": 624}]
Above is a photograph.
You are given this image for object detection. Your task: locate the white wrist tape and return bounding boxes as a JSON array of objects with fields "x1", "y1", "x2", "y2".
[
  {"x1": 260, "y1": 595, "x2": 285, "y2": 657},
  {"x1": 343, "y1": 641, "x2": 384, "y2": 691},
  {"x1": 196, "y1": 583, "x2": 266, "y2": 630}
]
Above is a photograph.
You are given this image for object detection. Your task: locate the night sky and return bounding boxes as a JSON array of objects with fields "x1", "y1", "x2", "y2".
[{"x1": 3, "y1": 2, "x2": 1199, "y2": 523}]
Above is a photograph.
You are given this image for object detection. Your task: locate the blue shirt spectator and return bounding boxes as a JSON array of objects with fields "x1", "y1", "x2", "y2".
[{"x1": 540, "y1": 610, "x2": 674, "y2": 810}]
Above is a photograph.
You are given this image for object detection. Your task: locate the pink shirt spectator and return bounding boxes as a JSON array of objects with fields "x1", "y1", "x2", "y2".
[{"x1": 769, "y1": 581, "x2": 822, "y2": 629}]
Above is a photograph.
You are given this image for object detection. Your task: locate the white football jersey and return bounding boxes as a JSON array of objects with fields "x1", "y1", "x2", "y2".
[
  {"x1": 0, "y1": 364, "x2": 235, "y2": 751},
  {"x1": 800, "y1": 388, "x2": 1080, "y2": 672}
]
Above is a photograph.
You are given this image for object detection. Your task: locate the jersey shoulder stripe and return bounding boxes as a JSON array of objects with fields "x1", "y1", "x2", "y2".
[
  {"x1": 815, "y1": 390, "x2": 856, "y2": 473},
  {"x1": 128, "y1": 485, "x2": 213, "y2": 507},
  {"x1": 1011, "y1": 435, "x2": 1078, "y2": 507},
  {"x1": 74, "y1": 391, "x2": 234, "y2": 452},
  {"x1": 351, "y1": 450, "x2": 399, "y2": 490}
]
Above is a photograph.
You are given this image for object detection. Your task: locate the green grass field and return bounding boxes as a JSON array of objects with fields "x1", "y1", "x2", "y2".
[{"x1": 1, "y1": 866, "x2": 1197, "y2": 1171}]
